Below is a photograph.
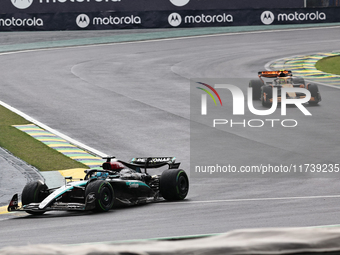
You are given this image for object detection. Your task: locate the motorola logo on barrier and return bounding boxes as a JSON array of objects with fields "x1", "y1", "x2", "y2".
[
  {"x1": 77, "y1": 14, "x2": 141, "y2": 28},
  {"x1": 169, "y1": 12, "x2": 233, "y2": 27},
  {"x1": 261, "y1": 10, "x2": 326, "y2": 25},
  {"x1": 261, "y1": 11, "x2": 274, "y2": 25},
  {"x1": 76, "y1": 14, "x2": 90, "y2": 28},
  {"x1": 168, "y1": 13, "x2": 182, "y2": 27},
  {"x1": 170, "y1": 0, "x2": 190, "y2": 7},
  {"x1": 11, "y1": 0, "x2": 33, "y2": 9},
  {"x1": 0, "y1": 17, "x2": 43, "y2": 27}
]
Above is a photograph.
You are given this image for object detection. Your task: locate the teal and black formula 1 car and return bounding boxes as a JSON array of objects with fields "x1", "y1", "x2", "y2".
[
  {"x1": 8, "y1": 157, "x2": 189, "y2": 215},
  {"x1": 249, "y1": 70, "x2": 321, "y2": 107}
]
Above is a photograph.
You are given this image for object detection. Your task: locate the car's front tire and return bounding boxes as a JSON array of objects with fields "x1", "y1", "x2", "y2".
[
  {"x1": 160, "y1": 169, "x2": 189, "y2": 201},
  {"x1": 307, "y1": 83, "x2": 321, "y2": 105},
  {"x1": 249, "y1": 80, "x2": 263, "y2": 100},
  {"x1": 85, "y1": 180, "x2": 114, "y2": 212},
  {"x1": 261, "y1": 86, "x2": 273, "y2": 107},
  {"x1": 22, "y1": 180, "x2": 48, "y2": 215}
]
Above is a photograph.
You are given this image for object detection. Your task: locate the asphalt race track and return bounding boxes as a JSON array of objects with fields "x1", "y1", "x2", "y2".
[{"x1": 1, "y1": 26, "x2": 340, "y2": 248}]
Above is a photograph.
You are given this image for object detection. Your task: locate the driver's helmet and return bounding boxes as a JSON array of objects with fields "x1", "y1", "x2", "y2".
[
  {"x1": 95, "y1": 172, "x2": 109, "y2": 180},
  {"x1": 277, "y1": 78, "x2": 286, "y2": 84},
  {"x1": 277, "y1": 77, "x2": 292, "y2": 85}
]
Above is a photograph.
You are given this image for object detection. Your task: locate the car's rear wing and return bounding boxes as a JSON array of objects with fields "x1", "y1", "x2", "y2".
[
  {"x1": 127, "y1": 157, "x2": 180, "y2": 172},
  {"x1": 102, "y1": 156, "x2": 180, "y2": 173},
  {"x1": 258, "y1": 70, "x2": 292, "y2": 78},
  {"x1": 130, "y1": 157, "x2": 176, "y2": 165}
]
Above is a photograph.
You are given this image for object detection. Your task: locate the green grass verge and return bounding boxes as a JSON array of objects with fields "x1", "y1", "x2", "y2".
[
  {"x1": 0, "y1": 105, "x2": 89, "y2": 171},
  {"x1": 315, "y1": 56, "x2": 340, "y2": 75}
]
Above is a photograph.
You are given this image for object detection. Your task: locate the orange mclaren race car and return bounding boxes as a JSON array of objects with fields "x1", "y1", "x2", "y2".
[{"x1": 249, "y1": 70, "x2": 321, "y2": 107}]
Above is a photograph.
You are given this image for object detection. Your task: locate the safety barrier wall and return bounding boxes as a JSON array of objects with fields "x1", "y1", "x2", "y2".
[{"x1": 1, "y1": 0, "x2": 339, "y2": 31}]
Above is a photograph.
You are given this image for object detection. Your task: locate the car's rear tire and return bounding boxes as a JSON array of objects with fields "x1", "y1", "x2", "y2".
[
  {"x1": 307, "y1": 83, "x2": 321, "y2": 105},
  {"x1": 85, "y1": 180, "x2": 114, "y2": 212},
  {"x1": 249, "y1": 80, "x2": 263, "y2": 100},
  {"x1": 22, "y1": 180, "x2": 48, "y2": 215},
  {"x1": 261, "y1": 86, "x2": 273, "y2": 107},
  {"x1": 160, "y1": 169, "x2": 189, "y2": 201}
]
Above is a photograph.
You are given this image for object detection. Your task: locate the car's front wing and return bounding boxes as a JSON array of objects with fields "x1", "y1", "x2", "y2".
[{"x1": 7, "y1": 193, "x2": 96, "y2": 213}]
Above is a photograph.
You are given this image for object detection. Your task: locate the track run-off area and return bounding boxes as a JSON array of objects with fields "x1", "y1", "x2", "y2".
[{"x1": 0, "y1": 24, "x2": 340, "y2": 248}]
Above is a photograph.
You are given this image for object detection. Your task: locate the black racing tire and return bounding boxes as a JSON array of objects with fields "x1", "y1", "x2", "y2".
[
  {"x1": 307, "y1": 83, "x2": 321, "y2": 105},
  {"x1": 160, "y1": 169, "x2": 189, "y2": 201},
  {"x1": 85, "y1": 180, "x2": 114, "y2": 212},
  {"x1": 249, "y1": 80, "x2": 263, "y2": 100},
  {"x1": 261, "y1": 86, "x2": 273, "y2": 107},
  {"x1": 292, "y1": 77, "x2": 305, "y2": 85},
  {"x1": 21, "y1": 180, "x2": 48, "y2": 215}
]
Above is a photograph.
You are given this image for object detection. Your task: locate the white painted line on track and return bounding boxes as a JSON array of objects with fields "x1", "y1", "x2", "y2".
[
  {"x1": 1, "y1": 25, "x2": 340, "y2": 156},
  {"x1": 161, "y1": 194, "x2": 340, "y2": 205}
]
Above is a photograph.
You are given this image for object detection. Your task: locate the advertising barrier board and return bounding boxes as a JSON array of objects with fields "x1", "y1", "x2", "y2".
[{"x1": 0, "y1": 7, "x2": 337, "y2": 31}]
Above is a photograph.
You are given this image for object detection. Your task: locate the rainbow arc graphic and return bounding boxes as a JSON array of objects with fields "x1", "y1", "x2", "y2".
[{"x1": 196, "y1": 82, "x2": 222, "y2": 115}]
